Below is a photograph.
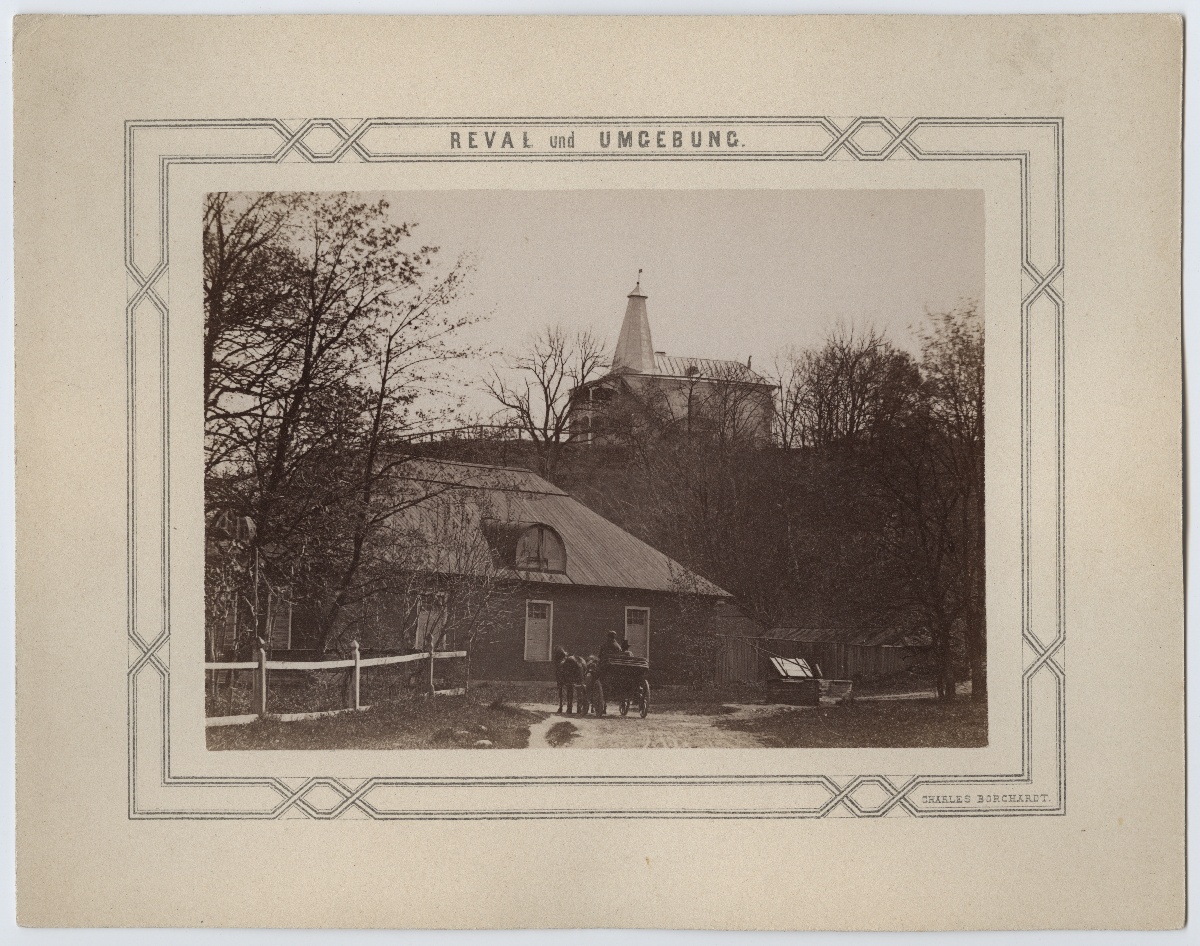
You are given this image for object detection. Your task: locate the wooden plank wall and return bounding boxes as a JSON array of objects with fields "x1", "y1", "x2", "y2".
[
  {"x1": 714, "y1": 636, "x2": 917, "y2": 684},
  {"x1": 715, "y1": 634, "x2": 761, "y2": 684}
]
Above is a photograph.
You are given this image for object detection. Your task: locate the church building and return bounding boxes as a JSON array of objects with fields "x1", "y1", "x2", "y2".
[{"x1": 569, "y1": 275, "x2": 777, "y2": 445}]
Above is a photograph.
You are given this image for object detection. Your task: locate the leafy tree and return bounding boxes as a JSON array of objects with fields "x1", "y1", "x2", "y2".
[
  {"x1": 918, "y1": 303, "x2": 985, "y2": 699},
  {"x1": 203, "y1": 192, "x2": 303, "y2": 476},
  {"x1": 204, "y1": 192, "x2": 480, "y2": 655},
  {"x1": 868, "y1": 304, "x2": 983, "y2": 701}
]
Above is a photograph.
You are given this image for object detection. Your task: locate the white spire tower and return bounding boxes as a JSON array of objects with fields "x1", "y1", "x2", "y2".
[{"x1": 612, "y1": 270, "x2": 655, "y2": 373}]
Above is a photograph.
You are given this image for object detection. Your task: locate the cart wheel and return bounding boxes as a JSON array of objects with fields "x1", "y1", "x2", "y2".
[
  {"x1": 619, "y1": 700, "x2": 630, "y2": 716},
  {"x1": 639, "y1": 680, "x2": 650, "y2": 718}
]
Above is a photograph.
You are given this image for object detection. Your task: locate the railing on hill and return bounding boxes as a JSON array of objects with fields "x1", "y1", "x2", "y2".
[
  {"x1": 398, "y1": 422, "x2": 523, "y2": 444},
  {"x1": 204, "y1": 641, "x2": 467, "y2": 726}
]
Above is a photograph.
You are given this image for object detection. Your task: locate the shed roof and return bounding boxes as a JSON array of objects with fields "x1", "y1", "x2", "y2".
[
  {"x1": 769, "y1": 626, "x2": 919, "y2": 647},
  {"x1": 389, "y1": 459, "x2": 729, "y2": 596}
]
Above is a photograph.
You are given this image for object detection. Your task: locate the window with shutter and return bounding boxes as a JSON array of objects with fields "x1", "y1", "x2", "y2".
[
  {"x1": 415, "y1": 596, "x2": 448, "y2": 651},
  {"x1": 220, "y1": 599, "x2": 238, "y2": 653},
  {"x1": 267, "y1": 594, "x2": 292, "y2": 650}
]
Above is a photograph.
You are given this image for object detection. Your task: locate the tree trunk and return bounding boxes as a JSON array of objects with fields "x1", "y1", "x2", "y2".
[
  {"x1": 966, "y1": 612, "x2": 987, "y2": 702},
  {"x1": 935, "y1": 623, "x2": 956, "y2": 702},
  {"x1": 969, "y1": 646, "x2": 986, "y2": 701},
  {"x1": 540, "y1": 440, "x2": 562, "y2": 483}
]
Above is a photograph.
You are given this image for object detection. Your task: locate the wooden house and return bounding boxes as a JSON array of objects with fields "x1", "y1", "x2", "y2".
[
  {"x1": 357, "y1": 459, "x2": 741, "y2": 682},
  {"x1": 568, "y1": 277, "x2": 777, "y2": 446}
]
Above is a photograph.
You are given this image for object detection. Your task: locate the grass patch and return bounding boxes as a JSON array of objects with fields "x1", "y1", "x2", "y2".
[
  {"x1": 545, "y1": 721, "x2": 579, "y2": 747},
  {"x1": 850, "y1": 671, "x2": 938, "y2": 699},
  {"x1": 207, "y1": 694, "x2": 546, "y2": 751},
  {"x1": 718, "y1": 698, "x2": 987, "y2": 748},
  {"x1": 467, "y1": 681, "x2": 559, "y2": 706}
]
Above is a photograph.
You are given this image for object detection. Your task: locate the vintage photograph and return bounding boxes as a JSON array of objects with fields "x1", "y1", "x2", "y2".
[
  {"x1": 16, "y1": 10, "x2": 1186, "y2": 930},
  {"x1": 203, "y1": 188, "x2": 986, "y2": 751}
]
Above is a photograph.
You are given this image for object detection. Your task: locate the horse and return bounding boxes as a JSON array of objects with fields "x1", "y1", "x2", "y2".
[
  {"x1": 553, "y1": 645, "x2": 588, "y2": 714},
  {"x1": 582, "y1": 654, "x2": 605, "y2": 716}
]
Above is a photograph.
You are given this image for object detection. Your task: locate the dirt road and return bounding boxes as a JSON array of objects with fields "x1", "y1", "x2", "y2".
[{"x1": 522, "y1": 703, "x2": 796, "y2": 749}]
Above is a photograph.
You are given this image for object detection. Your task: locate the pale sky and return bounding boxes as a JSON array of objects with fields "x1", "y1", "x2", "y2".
[{"x1": 368, "y1": 188, "x2": 984, "y2": 419}]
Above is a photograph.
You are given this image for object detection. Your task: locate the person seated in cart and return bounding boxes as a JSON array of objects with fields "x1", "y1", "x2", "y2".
[
  {"x1": 619, "y1": 638, "x2": 633, "y2": 656},
  {"x1": 599, "y1": 630, "x2": 622, "y2": 667}
]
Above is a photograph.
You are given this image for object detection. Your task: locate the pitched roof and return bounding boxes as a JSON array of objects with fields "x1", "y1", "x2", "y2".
[
  {"x1": 769, "y1": 626, "x2": 919, "y2": 647},
  {"x1": 650, "y1": 354, "x2": 770, "y2": 385},
  {"x1": 389, "y1": 459, "x2": 730, "y2": 596},
  {"x1": 606, "y1": 279, "x2": 769, "y2": 384},
  {"x1": 391, "y1": 458, "x2": 563, "y2": 495}
]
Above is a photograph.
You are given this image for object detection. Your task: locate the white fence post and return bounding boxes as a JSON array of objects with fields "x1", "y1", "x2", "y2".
[
  {"x1": 204, "y1": 650, "x2": 468, "y2": 725},
  {"x1": 257, "y1": 640, "x2": 268, "y2": 718},
  {"x1": 352, "y1": 640, "x2": 361, "y2": 711}
]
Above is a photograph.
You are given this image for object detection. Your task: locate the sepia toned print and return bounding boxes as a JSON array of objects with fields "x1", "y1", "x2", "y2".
[
  {"x1": 15, "y1": 13, "x2": 1184, "y2": 930},
  {"x1": 202, "y1": 188, "x2": 986, "y2": 750}
]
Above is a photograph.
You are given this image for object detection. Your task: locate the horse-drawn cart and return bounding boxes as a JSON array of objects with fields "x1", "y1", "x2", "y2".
[{"x1": 592, "y1": 655, "x2": 650, "y2": 718}]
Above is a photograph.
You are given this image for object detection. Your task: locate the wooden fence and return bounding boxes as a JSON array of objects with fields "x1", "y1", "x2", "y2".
[
  {"x1": 715, "y1": 636, "x2": 918, "y2": 685},
  {"x1": 204, "y1": 641, "x2": 467, "y2": 726}
]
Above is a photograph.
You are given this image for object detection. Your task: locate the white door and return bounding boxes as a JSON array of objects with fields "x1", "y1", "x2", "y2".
[
  {"x1": 625, "y1": 607, "x2": 649, "y2": 658},
  {"x1": 524, "y1": 600, "x2": 552, "y2": 661}
]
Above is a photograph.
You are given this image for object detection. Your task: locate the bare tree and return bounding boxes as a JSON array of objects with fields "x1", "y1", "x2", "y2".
[
  {"x1": 687, "y1": 362, "x2": 777, "y2": 449},
  {"x1": 327, "y1": 485, "x2": 505, "y2": 702},
  {"x1": 389, "y1": 489, "x2": 506, "y2": 694},
  {"x1": 772, "y1": 346, "x2": 808, "y2": 450},
  {"x1": 484, "y1": 324, "x2": 608, "y2": 480},
  {"x1": 629, "y1": 390, "x2": 782, "y2": 626},
  {"x1": 770, "y1": 324, "x2": 919, "y2": 449},
  {"x1": 664, "y1": 560, "x2": 726, "y2": 687}
]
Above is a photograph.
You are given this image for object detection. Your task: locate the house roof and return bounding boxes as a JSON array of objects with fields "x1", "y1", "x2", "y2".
[
  {"x1": 605, "y1": 278, "x2": 771, "y2": 384},
  {"x1": 579, "y1": 354, "x2": 772, "y2": 395},
  {"x1": 390, "y1": 459, "x2": 730, "y2": 596},
  {"x1": 768, "y1": 626, "x2": 919, "y2": 647},
  {"x1": 650, "y1": 354, "x2": 770, "y2": 385},
  {"x1": 392, "y1": 459, "x2": 563, "y2": 495},
  {"x1": 709, "y1": 606, "x2": 767, "y2": 638}
]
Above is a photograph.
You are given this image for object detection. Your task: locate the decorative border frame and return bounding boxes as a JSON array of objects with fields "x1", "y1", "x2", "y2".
[{"x1": 126, "y1": 116, "x2": 1065, "y2": 819}]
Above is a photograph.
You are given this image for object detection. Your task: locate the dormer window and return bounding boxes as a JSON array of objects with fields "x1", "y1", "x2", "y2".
[
  {"x1": 207, "y1": 508, "x2": 256, "y2": 544},
  {"x1": 482, "y1": 519, "x2": 568, "y2": 574},
  {"x1": 515, "y1": 524, "x2": 567, "y2": 573}
]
